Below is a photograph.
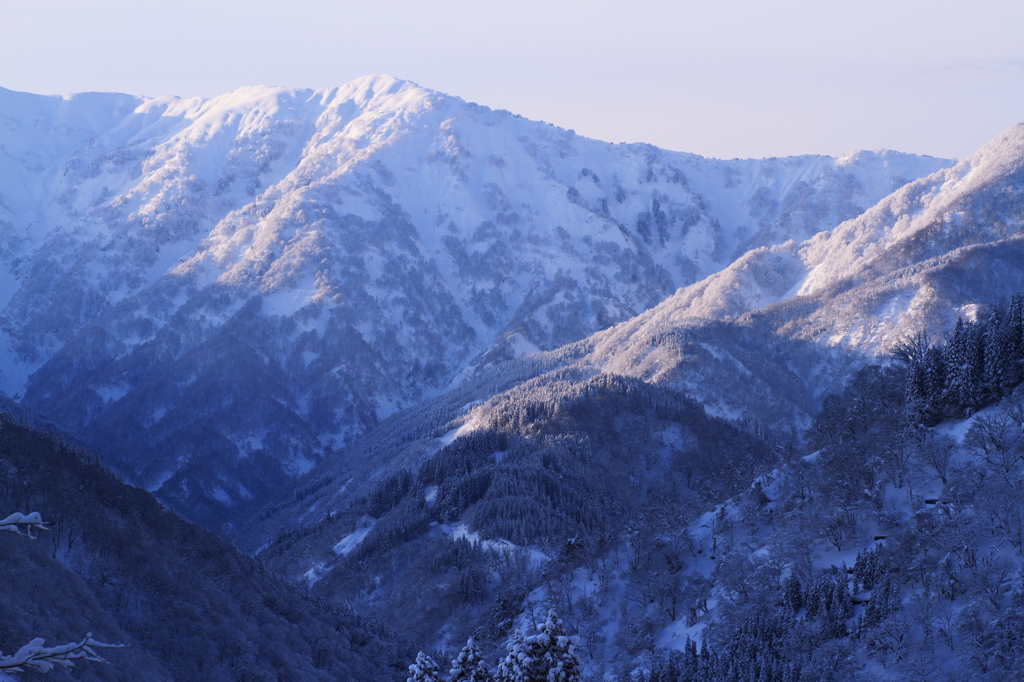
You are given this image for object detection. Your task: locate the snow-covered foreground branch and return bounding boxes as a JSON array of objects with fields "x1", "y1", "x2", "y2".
[
  {"x1": 0, "y1": 634, "x2": 126, "y2": 680},
  {"x1": 1, "y1": 512, "x2": 127, "y2": 679},
  {"x1": 0, "y1": 512, "x2": 49, "y2": 539}
]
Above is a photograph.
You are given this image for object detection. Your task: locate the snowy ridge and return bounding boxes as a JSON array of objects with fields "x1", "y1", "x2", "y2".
[
  {"x1": 796, "y1": 122, "x2": 1024, "y2": 300},
  {"x1": 566, "y1": 120, "x2": 1024, "y2": 369}
]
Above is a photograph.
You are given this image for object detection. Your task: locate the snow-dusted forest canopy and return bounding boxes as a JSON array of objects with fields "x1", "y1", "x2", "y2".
[{"x1": 2, "y1": 75, "x2": 1024, "y2": 680}]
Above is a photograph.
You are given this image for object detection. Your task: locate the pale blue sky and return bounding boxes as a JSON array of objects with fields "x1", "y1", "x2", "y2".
[{"x1": 2, "y1": 0, "x2": 1023, "y2": 160}]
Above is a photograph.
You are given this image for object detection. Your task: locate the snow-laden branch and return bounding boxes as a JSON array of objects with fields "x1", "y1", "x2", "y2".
[
  {"x1": 0, "y1": 634, "x2": 126, "y2": 680},
  {"x1": 1, "y1": 512, "x2": 127, "y2": 679},
  {"x1": 0, "y1": 512, "x2": 49, "y2": 539}
]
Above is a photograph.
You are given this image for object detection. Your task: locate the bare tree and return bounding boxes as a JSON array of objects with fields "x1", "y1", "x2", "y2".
[
  {"x1": 881, "y1": 427, "x2": 914, "y2": 490},
  {"x1": 916, "y1": 431, "x2": 957, "y2": 484},
  {"x1": 965, "y1": 409, "x2": 1024, "y2": 485}
]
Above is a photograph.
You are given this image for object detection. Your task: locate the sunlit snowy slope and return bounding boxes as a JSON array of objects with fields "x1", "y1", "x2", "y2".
[
  {"x1": 469, "y1": 120, "x2": 1024, "y2": 437},
  {"x1": 572, "y1": 121, "x2": 1024, "y2": 377},
  {"x1": 0, "y1": 75, "x2": 949, "y2": 526}
]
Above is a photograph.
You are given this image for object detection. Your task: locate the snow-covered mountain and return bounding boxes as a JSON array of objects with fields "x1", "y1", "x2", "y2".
[
  {"x1": 604, "y1": 122, "x2": 1024, "y2": 354},
  {"x1": 474, "y1": 119, "x2": 1024, "y2": 431},
  {"x1": 0, "y1": 75, "x2": 948, "y2": 527},
  {"x1": 238, "y1": 120, "x2": 1024, "y2": 678},
  {"x1": 5, "y1": 73, "x2": 1023, "y2": 682}
]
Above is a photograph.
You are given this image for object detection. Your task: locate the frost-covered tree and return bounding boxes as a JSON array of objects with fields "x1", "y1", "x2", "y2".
[
  {"x1": 408, "y1": 651, "x2": 443, "y2": 682},
  {"x1": 496, "y1": 609, "x2": 582, "y2": 682},
  {"x1": 0, "y1": 512, "x2": 124, "y2": 679},
  {"x1": 450, "y1": 637, "x2": 493, "y2": 682}
]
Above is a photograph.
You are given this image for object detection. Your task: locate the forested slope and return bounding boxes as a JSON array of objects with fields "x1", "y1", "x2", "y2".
[
  {"x1": 640, "y1": 346, "x2": 1024, "y2": 681},
  {"x1": 0, "y1": 413, "x2": 412, "y2": 681}
]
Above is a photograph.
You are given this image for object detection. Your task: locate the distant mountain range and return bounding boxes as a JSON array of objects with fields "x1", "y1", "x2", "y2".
[{"x1": 0, "y1": 75, "x2": 951, "y2": 529}]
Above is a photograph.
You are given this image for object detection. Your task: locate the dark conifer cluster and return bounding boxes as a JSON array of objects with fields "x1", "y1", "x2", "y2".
[
  {"x1": 905, "y1": 295, "x2": 1024, "y2": 424},
  {"x1": 639, "y1": 552, "x2": 953, "y2": 682}
]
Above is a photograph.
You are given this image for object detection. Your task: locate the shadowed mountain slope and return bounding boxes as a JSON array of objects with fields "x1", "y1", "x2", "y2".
[{"x1": 0, "y1": 412, "x2": 411, "y2": 681}]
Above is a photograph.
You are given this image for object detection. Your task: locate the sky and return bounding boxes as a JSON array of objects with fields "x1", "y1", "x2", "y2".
[{"x1": 2, "y1": 0, "x2": 1024, "y2": 161}]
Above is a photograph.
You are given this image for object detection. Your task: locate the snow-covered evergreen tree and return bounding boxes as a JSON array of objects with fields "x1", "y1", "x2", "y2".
[
  {"x1": 408, "y1": 651, "x2": 443, "y2": 682},
  {"x1": 496, "y1": 610, "x2": 582, "y2": 682},
  {"x1": 450, "y1": 637, "x2": 493, "y2": 682},
  {"x1": 781, "y1": 577, "x2": 803, "y2": 613},
  {"x1": 947, "y1": 320, "x2": 986, "y2": 413},
  {"x1": 989, "y1": 296, "x2": 1024, "y2": 396}
]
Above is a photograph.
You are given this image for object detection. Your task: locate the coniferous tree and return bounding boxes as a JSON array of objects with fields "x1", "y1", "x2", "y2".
[
  {"x1": 921, "y1": 346, "x2": 947, "y2": 423},
  {"x1": 983, "y1": 306, "x2": 1008, "y2": 399},
  {"x1": 408, "y1": 651, "x2": 443, "y2": 682},
  {"x1": 904, "y1": 299, "x2": 1024, "y2": 422},
  {"x1": 683, "y1": 637, "x2": 698, "y2": 675},
  {"x1": 961, "y1": 321, "x2": 987, "y2": 411},
  {"x1": 853, "y1": 547, "x2": 882, "y2": 591},
  {"x1": 696, "y1": 642, "x2": 716, "y2": 680},
  {"x1": 781, "y1": 577, "x2": 803, "y2": 613},
  {"x1": 996, "y1": 295, "x2": 1024, "y2": 394},
  {"x1": 495, "y1": 632, "x2": 524, "y2": 682},
  {"x1": 450, "y1": 638, "x2": 493, "y2": 682},
  {"x1": 496, "y1": 610, "x2": 582, "y2": 682},
  {"x1": 943, "y1": 318, "x2": 968, "y2": 410},
  {"x1": 858, "y1": 574, "x2": 901, "y2": 630}
]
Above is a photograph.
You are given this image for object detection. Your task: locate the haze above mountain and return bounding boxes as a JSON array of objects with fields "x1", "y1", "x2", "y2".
[{"x1": 0, "y1": 74, "x2": 951, "y2": 528}]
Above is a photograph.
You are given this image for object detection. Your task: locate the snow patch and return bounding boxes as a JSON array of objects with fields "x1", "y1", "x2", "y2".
[
  {"x1": 507, "y1": 332, "x2": 541, "y2": 358},
  {"x1": 334, "y1": 521, "x2": 375, "y2": 555},
  {"x1": 437, "y1": 415, "x2": 484, "y2": 446},
  {"x1": 443, "y1": 523, "x2": 549, "y2": 566},
  {"x1": 95, "y1": 384, "x2": 129, "y2": 404}
]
